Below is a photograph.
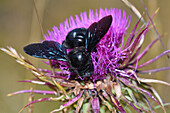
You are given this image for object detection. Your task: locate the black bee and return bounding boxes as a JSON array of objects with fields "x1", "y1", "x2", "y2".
[{"x1": 24, "y1": 15, "x2": 112, "y2": 78}]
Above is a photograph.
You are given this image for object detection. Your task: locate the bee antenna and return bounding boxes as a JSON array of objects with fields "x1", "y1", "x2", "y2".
[{"x1": 33, "y1": 0, "x2": 45, "y2": 37}]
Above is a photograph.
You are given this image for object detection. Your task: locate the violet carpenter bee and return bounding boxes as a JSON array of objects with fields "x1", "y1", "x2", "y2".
[{"x1": 24, "y1": 15, "x2": 112, "y2": 78}]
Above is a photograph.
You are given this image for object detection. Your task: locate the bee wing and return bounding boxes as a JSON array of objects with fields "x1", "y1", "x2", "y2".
[
  {"x1": 85, "y1": 15, "x2": 112, "y2": 52},
  {"x1": 24, "y1": 41, "x2": 68, "y2": 62}
]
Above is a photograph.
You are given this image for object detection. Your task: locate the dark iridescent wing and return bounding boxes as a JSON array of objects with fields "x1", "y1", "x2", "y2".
[
  {"x1": 85, "y1": 15, "x2": 112, "y2": 52},
  {"x1": 24, "y1": 41, "x2": 68, "y2": 62}
]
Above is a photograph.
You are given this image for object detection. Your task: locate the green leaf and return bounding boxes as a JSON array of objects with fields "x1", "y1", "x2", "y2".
[{"x1": 82, "y1": 102, "x2": 91, "y2": 113}]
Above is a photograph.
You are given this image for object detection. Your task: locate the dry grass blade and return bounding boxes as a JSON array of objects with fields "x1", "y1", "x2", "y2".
[
  {"x1": 0, "y1": 47, "x2": 54, "y2": 84},
  {"x1": 120, "y1": 0, "x2": 144, "y2": 23},
  {"x1": 51, "y1": 78, "x2": 70, "y2": 99},
  {"x1": 139, "y1": 78, "x2": 170, "y2": 86},
  {"x1": 28, "y1": 87, "x2": 34, "y2": 113}
]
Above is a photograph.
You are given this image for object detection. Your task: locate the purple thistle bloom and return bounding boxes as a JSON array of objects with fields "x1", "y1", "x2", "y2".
[
  {"x1": 45, "y1": 8, "x2": 132, "y2": 80},
  {"x1": 43, "y1": 8, "x2": 169, "y2": 112},
  {"x1": 2, "y1": 8, "x2": 170, "y2": 113},
  {"x1": 40, "y1": 8, "x2": 170, "y2": 112},
  {"x1": 44, "y1": 8, "x2": 169, "y2": 82}
]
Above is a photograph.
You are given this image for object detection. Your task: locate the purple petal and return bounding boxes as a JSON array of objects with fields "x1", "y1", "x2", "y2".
[
  {"x1": 148, "y1": 85, "x2": 166, "y2": 112},
  {"x1": 138, "y1": 50, "x2": 170, "y2": 68},
  {"x1": 128, "y1": 27, "x2": 148, "y2": 55},
  {"x1": 91, "y1": 97, "x2": 100, "y2": 113},
  {"x1": 140, "y1": 0, "x2": 168, "y2": 55},
  {"x1": 110, "y1": 94, "x2": 125, "y2": 112},
  {"x1": 8, "y1": 90, "x2": 57, "y2": 96},
  {"x1": 38, "y1": 68, "x2": 70, "y2": 79},
  {"x1": 62, "y1": 90, "x2": 84, "y2": 107},
  {"x1": 121, "y1": 27, "x2": 148, "y2": 67},
  {"x1": 141, "y1": 94, "x2": 154, "y2": 113},
  {"x1": 130, "y1": 37, "x2": 159, "y2": 64},
  {"x1": 129, "y1": 46, "x2": 141, "y2": 63},
  {"x1": 124, "y1": 18, "x2": 141, "y2": 49},
  {"x1": 106, "y1": 85, "x2": 125, "y2": 112},
  {"x1": 19, "y1": 96, "x2": 64, "y2": 113},
  {"x1": 51, "y1": 91, "x2": 84, "y2": 113},
  {"x1": 121, "y1": 98, "x2": 145, "y2": 113},
  {"x1": 138, "y1": 67, "x2": 170, "y2": 74}
]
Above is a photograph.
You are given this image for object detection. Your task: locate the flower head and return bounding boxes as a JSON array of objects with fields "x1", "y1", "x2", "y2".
[
  {"x1": 45, "y1": 8, "x2": 131, "y2": 80},
  {"x1": 2, "y1": 8, "x2": 170, "y2": 113}
]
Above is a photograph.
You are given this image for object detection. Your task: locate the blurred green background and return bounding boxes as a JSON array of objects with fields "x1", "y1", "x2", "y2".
[{"x1": 0, "y1": 0, "x2": 169, "y2": 112}]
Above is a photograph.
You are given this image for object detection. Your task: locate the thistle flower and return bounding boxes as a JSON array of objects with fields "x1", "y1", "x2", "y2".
[{"x1": 2, "y1": 8, "x2": 170, "y2": 113}]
